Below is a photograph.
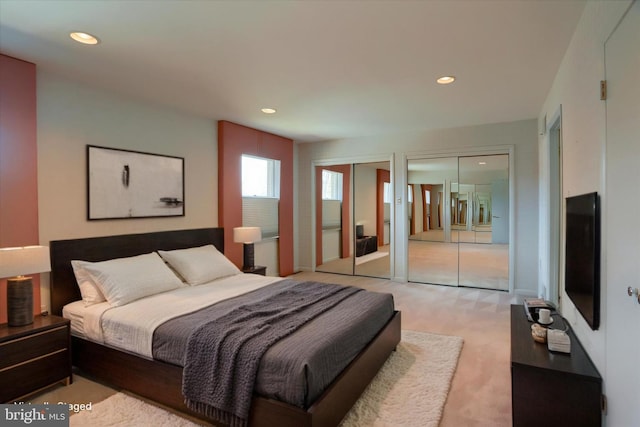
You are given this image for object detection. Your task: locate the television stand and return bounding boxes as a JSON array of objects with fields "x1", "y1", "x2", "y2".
[{"x1": 510, "y1": 305, "x2": 602, "y2": 426}]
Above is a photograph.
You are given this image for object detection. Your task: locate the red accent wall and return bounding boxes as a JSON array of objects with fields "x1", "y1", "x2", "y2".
[
  {"x1": 376, "y1": 169, "x2": 390, "y2": 247},
  {"x1": 218, "y1": 121, "x2": 294, "y2": 276},
  {"x1": 409, "y1": 184, "x2": 416, "y2": 235},
  {"x1": 315, "y1": 164, "x2": 351, "y2": 266},
  {"x1": 0, "y1": 54, "x2": 41, "y2": 323},
  {"x1": 421, "y1": 184, "x2": 433, "y2": 231}
]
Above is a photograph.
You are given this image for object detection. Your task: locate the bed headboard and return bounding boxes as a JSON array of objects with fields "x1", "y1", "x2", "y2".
[{"x1": 49, "y1": 227, "x2": 225, "y2": 316}]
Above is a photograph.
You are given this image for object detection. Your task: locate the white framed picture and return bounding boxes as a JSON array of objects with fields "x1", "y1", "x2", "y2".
[{"x1": 87, "y1": 145, "x2": 184, "y2": 220}]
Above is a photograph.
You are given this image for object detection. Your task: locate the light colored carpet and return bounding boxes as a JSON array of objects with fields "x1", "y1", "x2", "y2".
[
  {"x1": 70, "y1": 393, "x2": 200, "y2": 426},
  {"x1": 355, "y1": 251, "x2": 389, "y2": 265},
  {"x1": 70, "y1": 330, "x2": 463, "y2": 427}
]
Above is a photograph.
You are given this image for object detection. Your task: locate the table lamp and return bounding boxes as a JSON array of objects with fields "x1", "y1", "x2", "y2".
[
  {"x1": 0, "y1": 245, "x2": 51, "y2": 326},
  {"x1": 233, "y1": 227, "x2": 262, "y2": 270}
]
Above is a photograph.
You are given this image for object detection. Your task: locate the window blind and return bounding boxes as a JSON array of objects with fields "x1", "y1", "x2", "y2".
[
  {"x1": 243, "y1": 197, "x2": 279, "y2": 238},
  {"x1": 322, "y1": 200, "x2": 342, "y2": 229}
]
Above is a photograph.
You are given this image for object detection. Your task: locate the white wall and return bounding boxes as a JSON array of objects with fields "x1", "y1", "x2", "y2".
[
  {"x1": 254, "y1": 239, "x2": 279, "y2": 277},
  {"x1": 354, "y1": 165, "x2": 377, "y2": 236},
  {"x1": 540, "y1": 0, "x2": 640, "y2": 427},
  {"x1": 538, "y1": 0, "x2": 631, "y2": 380},
  {"x1": 296, "y1": 119, "x2": 539, "y2": 296},
  {"x1": 37, "y1": 71, "x2": 218, "y2": 311}
]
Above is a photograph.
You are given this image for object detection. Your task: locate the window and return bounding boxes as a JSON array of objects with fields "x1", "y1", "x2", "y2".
[
  {"x1": 242, "y1": 155, "x2": 280, "y2": 238},
  {"x1": 322, "y1": 170, "x2": 343, "y2": 200},
  {"x1": 242, "y1": 155, "x2": 280, "y2": 198},
  {"x1": 383, "y1": 182, "x2": 392, "y2": 203},
  {"x1": 407, "y1": 185, "x2": 413, "y2": 203}
]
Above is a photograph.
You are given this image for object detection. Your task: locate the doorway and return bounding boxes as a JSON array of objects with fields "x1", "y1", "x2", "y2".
[
  {"x1": 315, "y1": 161, "x2": 391, "y2": 279},
  {"x1": 603, "y1": 2, "x2": 640, "y2": 424},
  {"x1": 546, "y1": 112, "x2": 562, "y2": 306},
  {"x1": 407, "y1": 154, "x2": 510, "y2": 290}
]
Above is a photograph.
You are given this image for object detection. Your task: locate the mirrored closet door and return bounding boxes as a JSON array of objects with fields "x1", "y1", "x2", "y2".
[
  {"x1": 407, "y1": 155, "x2": 509, "y2": 290},
  {"x1": 353, "y1": 162, "x2": 391, "y2": 279},
  {"x1": 407, "y1": 157, "x2": 459, "y2": 285},
  {"x1": 315, "y1": 162, "x2": 391, "y2": 279}
]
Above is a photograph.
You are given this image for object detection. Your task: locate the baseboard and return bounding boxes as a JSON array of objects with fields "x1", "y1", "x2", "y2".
[{"x1": 514, "y1": 289, "x2": 537, "y2": 304}]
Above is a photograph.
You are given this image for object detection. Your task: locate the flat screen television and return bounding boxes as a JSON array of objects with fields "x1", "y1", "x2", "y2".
[{"x1": 565, "y1": 191, "x2": 600, "y2": 330}]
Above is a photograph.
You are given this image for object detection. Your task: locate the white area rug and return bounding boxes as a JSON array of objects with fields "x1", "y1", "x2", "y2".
[
  {"x1": 340, "y1": 330, "x2": 463, "y2": 427},
  {"x1": 70, "y1": 330, "x2": 463, "y2": 427}
]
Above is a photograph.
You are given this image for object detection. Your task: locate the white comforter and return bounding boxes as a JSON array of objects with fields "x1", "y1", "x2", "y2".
[{"x1": 63, "y1": 273, "x2": 281, "y2": 358}]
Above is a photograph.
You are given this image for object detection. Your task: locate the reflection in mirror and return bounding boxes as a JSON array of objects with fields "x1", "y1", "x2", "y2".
[
  {"x1": 315, "y1": 162, "x2": 391, "y2": 279},
  {"x1": 407, "y1": 157, "x2": 459, "y2": 285},
  {"x1": 407, "y1": 155, "x2": 509, "y2": 290},
  {"x1": 458, "y1": 155, "x2": 509, "y2": 289},
  {"x1": 354, "y1": 163, "x2": 391, "y2": 279},
  {"x1": 315, "y1": 165, "x2": 351, "y2": 275}
]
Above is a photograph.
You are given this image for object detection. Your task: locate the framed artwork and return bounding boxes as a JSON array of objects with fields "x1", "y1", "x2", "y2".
[{"x1": 87, "y1": 145, "x2": 185, "y2": 220}]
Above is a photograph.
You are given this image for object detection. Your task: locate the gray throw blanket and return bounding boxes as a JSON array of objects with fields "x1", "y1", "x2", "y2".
[{"x1": 182, "y1": 280, "x2": 362, "y2": 427}]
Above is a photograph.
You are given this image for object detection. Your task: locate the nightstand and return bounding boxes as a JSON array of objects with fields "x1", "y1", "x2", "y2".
[
  {"x1": 242, "y1": 265, "x2": 266, "y2": 276},
  {"x1": 0, "y1": 314, "x2": 72, "y2": 402}
]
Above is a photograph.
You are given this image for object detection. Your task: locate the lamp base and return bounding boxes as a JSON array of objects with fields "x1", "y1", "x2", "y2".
[
  {"x1": 242, "y1": 243, "x2": 255, "y2": 271},
  {"x1": 7, "y1": 276, "x2": 34, "y2": 326}
]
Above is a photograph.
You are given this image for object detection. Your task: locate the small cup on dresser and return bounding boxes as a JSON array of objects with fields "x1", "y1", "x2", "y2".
[{"x1": 538, "y1": 308, "x2": 551, "y2": 324}]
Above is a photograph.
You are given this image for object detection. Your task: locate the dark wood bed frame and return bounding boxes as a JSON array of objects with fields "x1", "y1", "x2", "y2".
[{"x1": 50, "y1": 227, "x2": 401, "y2": 427}]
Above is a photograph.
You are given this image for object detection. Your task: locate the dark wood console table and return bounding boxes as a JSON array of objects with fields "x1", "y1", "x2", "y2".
[
  {"x1": 510, "y1": 305, "x2": 602, "y2": 427},
  {"x1": 356, "y1": 236, "x2": 377, "y2": 257}
]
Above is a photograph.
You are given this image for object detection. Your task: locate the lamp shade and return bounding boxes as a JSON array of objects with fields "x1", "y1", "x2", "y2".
[
  {"x1": 233, "y1": 227, "x2": 262, "y2": 244},
  {"x1": 0, "y1": 246, "x2": 51, "y2": 278}
]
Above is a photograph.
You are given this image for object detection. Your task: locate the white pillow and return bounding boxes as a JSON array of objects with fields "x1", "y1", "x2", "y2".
[
  {"x1": 82, "y1": 252, "x2": 183, "y2": 307},
  {"x1": 158, "y1": 245, "x2": 241, "y2": 285},
  {"x1": 71, "y1": 260, "x2": 106, "y2": 306}
]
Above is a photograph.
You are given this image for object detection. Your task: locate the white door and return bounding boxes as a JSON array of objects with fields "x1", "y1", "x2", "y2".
[{"x1": 604, "y1": 2, "x2": 640, "y2": 426}]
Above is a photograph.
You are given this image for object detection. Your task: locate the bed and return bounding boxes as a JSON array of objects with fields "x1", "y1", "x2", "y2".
[{"x1": 50, "y1": 228, "x2": 401, "y2": 427}]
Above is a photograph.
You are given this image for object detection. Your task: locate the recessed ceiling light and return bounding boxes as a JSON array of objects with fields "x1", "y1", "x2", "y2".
[
  {"x1": 70, "y1": 32, "x2": 99, "y2": 45},
  {"x1": 436, "y1": 76, "x2": 456, "y2": 85},
  {"x1": 478, "y1": 161, "x2": 487, "y2": 165},
  {"x1": 261, "y1": 108, "x2": 277, "y2": 114}
]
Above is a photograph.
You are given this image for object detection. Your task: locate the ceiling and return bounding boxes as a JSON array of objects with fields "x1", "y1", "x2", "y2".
[{"x1": 0, "y1": 0, "x2": 586, "y2": 143}]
